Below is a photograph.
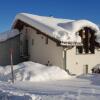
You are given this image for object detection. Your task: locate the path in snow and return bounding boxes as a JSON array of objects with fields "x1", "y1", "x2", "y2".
[{"x1": 0, "y1": 74, "x2": 100, "y2": 100}]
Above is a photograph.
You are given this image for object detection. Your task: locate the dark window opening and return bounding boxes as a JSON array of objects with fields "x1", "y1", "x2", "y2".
[
  {"x1": 24, "y1": 39, "x2": 29, "y2": 56},
  {"x1": 45, "y1": 37, "x2": 48, "y2": 44},
  {"x1": 76, "y1": 27, "x2": 96, "y2": 54},
  {"x1": 41, "y1": 36, "x2": 44, "y2": 39},
  {"x1": 20, "y1": 28, "x2": 29, "y2": 60},
  {"x1": 32, "y1": 39, "x2": 34, "y2": 45}
]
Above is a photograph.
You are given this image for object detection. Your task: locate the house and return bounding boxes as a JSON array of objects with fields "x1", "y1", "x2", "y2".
[
  {"x1": 0, "y1": 29, "x2": 21, "y2": 66},
  {"x1": 1, "y1": 13, "x2": 100, "y2": 75}
]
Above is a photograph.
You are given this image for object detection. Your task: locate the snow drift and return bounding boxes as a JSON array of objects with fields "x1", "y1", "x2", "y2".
[{"x1": 0, "y1": 61, "x2": 71, "y2": 82}]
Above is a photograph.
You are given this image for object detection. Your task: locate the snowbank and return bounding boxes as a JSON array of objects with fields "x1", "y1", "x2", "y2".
[{"x1": 0, "y1": 61, "x2": 71, "y2": 82}]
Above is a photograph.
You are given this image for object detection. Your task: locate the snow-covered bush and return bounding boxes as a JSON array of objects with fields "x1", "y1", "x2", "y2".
[{"x1": 92, "y1": 64, "x2": 100, "y2": 73}]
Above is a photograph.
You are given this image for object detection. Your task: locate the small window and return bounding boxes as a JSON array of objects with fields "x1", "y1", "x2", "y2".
[
  {"x1": 24, "y1": 40, "x2": 29, "y2": 56},
  {"x1": 45, "y1": 37, "x2": 48, "y2": 44},
  {"x1": 76, "y1": 44, "x2": 95, "y2": 54},
  {"x1": 76, "y1": 46, "x2": 83, "y2": 54},
  {"x1": 76, "y1": 28, "x2": 95, "y2": 54},
  {"x1": 41, "y1": 36, "x2": 44, "y2": 39},
  {"x1": 32, "y1": 39, "x2": 34, "y2": 45}
]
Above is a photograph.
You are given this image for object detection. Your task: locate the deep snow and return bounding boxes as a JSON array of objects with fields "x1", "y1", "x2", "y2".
[
  {"x1": 0, "y1": 74, "x2": 100, "y2": 100},
  {"x1": 0, "y1": 61, "x2": 71, "y2": 82},
  {"x1": 0, "y1": 62, "x2": 100, "y2": 100}
]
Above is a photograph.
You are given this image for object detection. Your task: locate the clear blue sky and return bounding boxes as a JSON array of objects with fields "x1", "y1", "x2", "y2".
[{"x1": 0, "y1": 0, "x2": 100, "y2": 32}]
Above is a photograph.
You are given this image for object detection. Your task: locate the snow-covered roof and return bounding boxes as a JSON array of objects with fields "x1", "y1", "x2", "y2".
[
  {"x1": 12, "y1": 13, "x2": 100, "y2": 45},
  {"x1": 0, "y1": 29, "x2": 19, "y2": 42}
]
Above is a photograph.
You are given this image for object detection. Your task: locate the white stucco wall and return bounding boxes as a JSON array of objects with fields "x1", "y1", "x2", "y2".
[
  {"x1": 67, "y1": 47, "x2": 100, "y2": 75},
  {"x1": 25, "y1": 27, "x2": 64, "y2": 69},
  {"x1": 21, "y1": 26, "x2": 100, "y2": 75}
]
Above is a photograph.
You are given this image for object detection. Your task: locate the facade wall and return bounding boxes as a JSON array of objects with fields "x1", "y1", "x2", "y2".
[
  {"x1": 22, "y1": 26, "x2": 100, "y2": 75},
  {"x1": 24, "y1": 27, "x2": 64, "y2": 69},
  {"x1": 0, "y1": 35, "x2": 20, "y2": 66},
  {"x1": 67, "y1": 47, "x2": 100, "y2": 75}
]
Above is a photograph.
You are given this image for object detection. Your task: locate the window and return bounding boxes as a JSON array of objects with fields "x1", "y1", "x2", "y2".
[
  {"x1": 45, "y1": 37, "x2": 48, "y2": 44},
  {"x1": 24, "y1": 39, "x2": 29, "y2": 56},
  {"x1": 32, "y1": 39, "x2": 34, "y2": 45},
  {"x1": 76, "y1": 28, "x2": 95, "y2": 54}
]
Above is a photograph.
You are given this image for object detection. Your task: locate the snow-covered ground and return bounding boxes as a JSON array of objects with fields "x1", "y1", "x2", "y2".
[
  {"x1": 0, "y1": 61, "x2": 71, "y2": 82},
  {"x1": 0, "y1": 61, "x2": 100, "y2": 100}
]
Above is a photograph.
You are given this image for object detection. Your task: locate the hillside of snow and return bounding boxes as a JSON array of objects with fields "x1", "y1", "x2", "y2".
[{"x1": 0, "y1": 61, "x2": 71, "y2": 82}]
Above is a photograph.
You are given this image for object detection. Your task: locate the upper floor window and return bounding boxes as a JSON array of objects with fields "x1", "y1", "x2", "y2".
[{"x1": 76, "y1": 27, "x2": 95, "y2": 54}]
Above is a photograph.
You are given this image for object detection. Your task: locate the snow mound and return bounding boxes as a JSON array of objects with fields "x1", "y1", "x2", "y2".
[{"x1": 0, "y1": 61, "x2": 71, "y2": 82}]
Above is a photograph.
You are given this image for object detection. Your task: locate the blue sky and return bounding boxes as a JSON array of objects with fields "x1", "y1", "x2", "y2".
[{"x1": 0, "y1": 0, "x2": 100, "y2": 32}]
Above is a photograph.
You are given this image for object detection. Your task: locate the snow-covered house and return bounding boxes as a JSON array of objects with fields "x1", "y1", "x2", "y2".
[{"x1": 1, "y1": 13, "x2": 100, "y2": 75}]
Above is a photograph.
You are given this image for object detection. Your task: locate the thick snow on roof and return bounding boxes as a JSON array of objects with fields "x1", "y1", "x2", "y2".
[
  {"x1": 58, "y1": 20, "x2": 99, "y2": 34},
  {"x1": 0, "y1": 29, "x2": 19, "y2": 42},
  {"x1": 95, "y1": 31, "x2": 100, "y2": 43},
  {"x1": 13, "y1": 13, "x2": 100, "y2": 44}
]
